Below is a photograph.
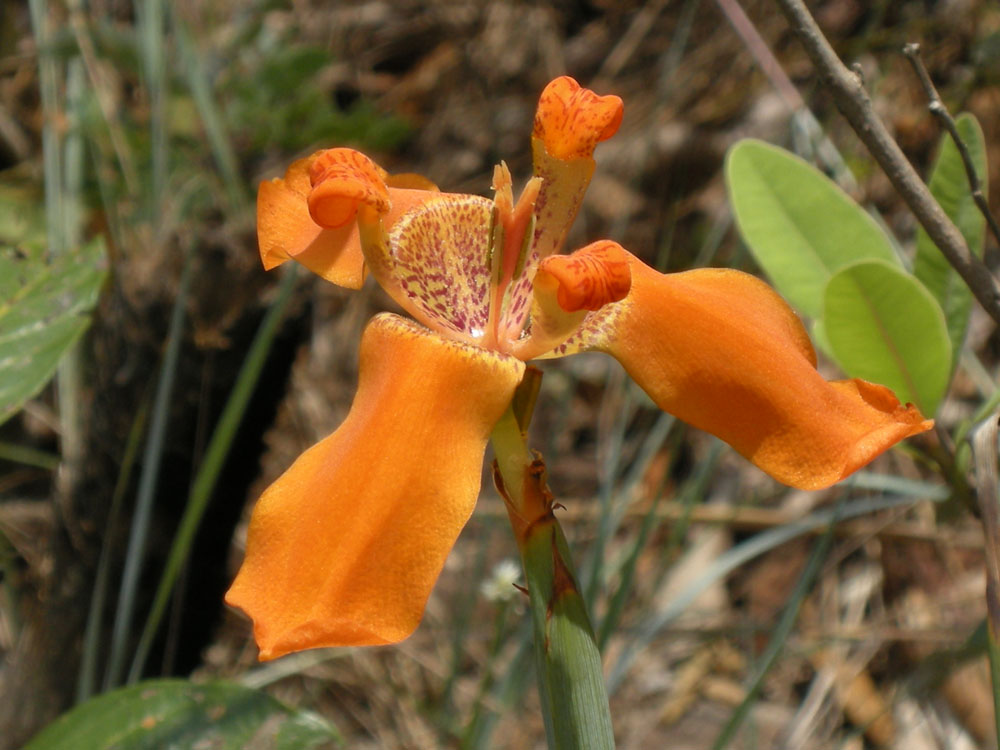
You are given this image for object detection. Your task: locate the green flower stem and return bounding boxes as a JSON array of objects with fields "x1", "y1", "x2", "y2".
[{"x1": 490, "y1": 370, "x2": 615, "y2": 750}]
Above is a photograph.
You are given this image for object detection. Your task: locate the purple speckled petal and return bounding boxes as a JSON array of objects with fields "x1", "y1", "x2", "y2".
[{"x1": 388, "y1": 195, "x2": 494, "y2": 341}]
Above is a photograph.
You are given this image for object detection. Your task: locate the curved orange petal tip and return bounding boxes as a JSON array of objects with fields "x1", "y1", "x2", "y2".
[
  {"x1": 257, "y1": 158, "x2": 367, "y2": 288},
  {"x1": 533, "y1": 76, "x2": 624, "y2": 160},
  {"x1": 225, "y1": 314, "x2": 524, "y2": 659},
  {"x1": 538, "y1": 240, "x2": 631, "y2": 312},
  {"x1": 257, "y1": 154, "x2": 440, "y2": 289},
  {"x1": 590, "y1": 255, "x2": 932, "y2": 490},
  {"x1": 307, "y1": 148, "x2": 391, "y2": 229}
]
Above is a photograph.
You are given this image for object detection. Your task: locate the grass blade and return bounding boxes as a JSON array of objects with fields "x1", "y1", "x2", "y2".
[
  {"x1": 127, "y1": 265, "x2": 298, "y2": 682},
  {"x1": 607, "y1": 489, "x2": 947, "y2": 691},
  {"x1": 711, "y1": 510, "x2": 836, "y2": 749},
  {"x1": 172, "y1": 12, "x2": 245, "y2": 210},
  {"x1": 104, "y1": 247, "x2": 193, "y2": 689},
  {"x1": 76, "y1": 396, "x2": 150, "y2": 702}
]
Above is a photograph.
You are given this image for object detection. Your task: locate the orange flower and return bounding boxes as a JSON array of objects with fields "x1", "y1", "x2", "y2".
[{"x1": 227, "y1": 76, "x2": 932, "y2": 659}]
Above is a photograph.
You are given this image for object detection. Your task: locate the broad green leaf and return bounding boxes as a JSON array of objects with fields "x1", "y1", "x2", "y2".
[
  {"x1": 914, "y1": 113, "x2": 987, "y2": 369},
  {"x1": 24, "y1": 679, "x2": 341, "y2": 750},
  {"x1": 0, "y1": 235, "x2": 107, "y2": 426},
  {"x1": 726, "y1": 139, "x2": 899, "y2": 318},
  {"x1": 824, "y1": 259, "x2": 951, "y2": 415}
]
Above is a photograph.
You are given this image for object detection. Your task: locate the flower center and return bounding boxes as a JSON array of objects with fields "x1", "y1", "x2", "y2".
[
  {"x1": 383, "y1": 164, "x2": 628, "y2": 360},
  {"x1": 388, "y1": 195, "x2": 494, "y2": 341}
]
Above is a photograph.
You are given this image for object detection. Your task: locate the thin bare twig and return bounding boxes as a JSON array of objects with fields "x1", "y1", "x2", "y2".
[
  {"x1": 714, "y1": 0, "x2": 859, "y2": 191},
  {"x1": 772, "y1": 0, "x2": 1000, "y2": 327},
  {"x1": 902, "y1": 42, "x2": 1000, "y2": 256},
  {"x1": 715, "y1": 0, "x2": 803, "y2": 111}
]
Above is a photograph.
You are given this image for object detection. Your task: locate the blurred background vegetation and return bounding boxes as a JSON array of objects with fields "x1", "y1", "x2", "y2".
[{"x1": 2, "y1": 0, "x2": 1000, "y2": 748}]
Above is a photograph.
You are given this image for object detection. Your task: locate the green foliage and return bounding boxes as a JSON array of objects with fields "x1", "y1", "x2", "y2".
[
  {"x1": 7, "y1": 1, "x2": 417, "y2": 738},
  {"x1": 914, "y1": 113, "x2": 987, "y2": 369},
  {"x1": 24, "y1": 679, "x2": 341, "y2": 750},
  {"x1": 0, "y1": 189, "x2": 106, "y2": 427},
  {"x1": 824, "y1": 260, "x2": 951, "y2": 414},
  {"x1": 725, "y1": 139, "x2": 899, "y2": 318},
  {"x1": 223, "y1": 43, "x2": 411, "y2": 154},
  {"x1": 44, "y1": 19, "x2": 411, "y2": 221},
  {"x1": 727, "y1": 126, "x2": 991, "y2": 417}
]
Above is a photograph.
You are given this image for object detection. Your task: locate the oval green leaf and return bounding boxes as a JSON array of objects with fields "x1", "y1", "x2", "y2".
[
  {"x1": 0, "y1": 235, "x2": 107, "y2": 426},
  {"x1": 24, "y1": 679, "x2": 341, "y2": 750},
  {"x1": 914, "y1": 112, "x2": 987, "y2": 368},
  {"x1": 824, "y1": 259, "x2": 951, "y2": 415},
  {"x1": 726, "y1": 139, "x2": 899, "y2": 318}
]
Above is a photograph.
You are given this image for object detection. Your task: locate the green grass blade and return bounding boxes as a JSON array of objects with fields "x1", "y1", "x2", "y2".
[
  {"x1": 462, "y1": 631, "x2": 534, "y2": 750},
  {"x1": 711, "y1": 513, "x2": 835, "y2": 749},
  {"x1": 607, "y1": 489, "x2": 947, "y2": 692},
  {"x1": 127, "y1": 265, "x2": 298, "y2": 682},
  {"x1": 458, "y1": 593, "x2": 518, "y2": 747},
  {"x1": 172, "y1": 13, "x2": 246, "y2": 210},
  {"x1": 76, "y1": 395, "x2": 150, "y2": 703},
  {"x1": 56, "y1": 56, "x2": 89, "y2": 492},
  {"x1": 596, "y1": 488, "x2": 664, "y2": 653},
  {"x1": 597, "y1": 441, "x2": 722, "y2": 650},
  {"x1": 0, "y1": 442, "x2": 60, "y2": 471},
  {"x1": 28, "y1": 0, "x2": 64, "y2": 257},
  {"x1": 582, "y1": 381, "x2": 636, "y2": 606},
  {"x1": 104, "y1": 247, "x2": 194, "y2": 690},
  {"x1": 437, "y1": 531, "x2": 493, "y2": 735},
  {"x1": 135, "y1": 0, "x2": 167, "y2": 228}
]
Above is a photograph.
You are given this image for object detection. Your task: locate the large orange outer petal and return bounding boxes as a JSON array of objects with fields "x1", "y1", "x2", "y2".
[
  {"x1": 593, "y1": 256, "x2": 932, "y2": 490},
  {"x1": 225, "y1": 314, "x2": 524, "y2": 659},
  {"x1": 256, "y1": 154, "x2": 438, "y2": 289}
]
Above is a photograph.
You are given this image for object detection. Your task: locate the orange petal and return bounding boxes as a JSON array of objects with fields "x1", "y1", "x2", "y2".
[
  {"x1": 581, "y1": 255, "x2": 932, "y2": 489},
  {"x1": 256, "y1": 153, "x2": 438, "y2": 289},
  {"x1": 512, "y1": 241, "x2": 631, "y2": 360},
  {"x1": 225, "y1": 314, "x2": 524, "y2": 658},
  {"x1": 533, "y1": 76, "x2": 624, "y2": 161},
  {"x1": 539, "y1": 240, "x2": 631, "y2": 312},
  {"x1": 307, "y1": 148, "x2": 391, "y2": 228},
  {"x1": 516, "y1": 78, "x2": 623, "y2": 318},
  {"x1": 257, "y1": 175, "x2": 364, "y2": 288}
]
